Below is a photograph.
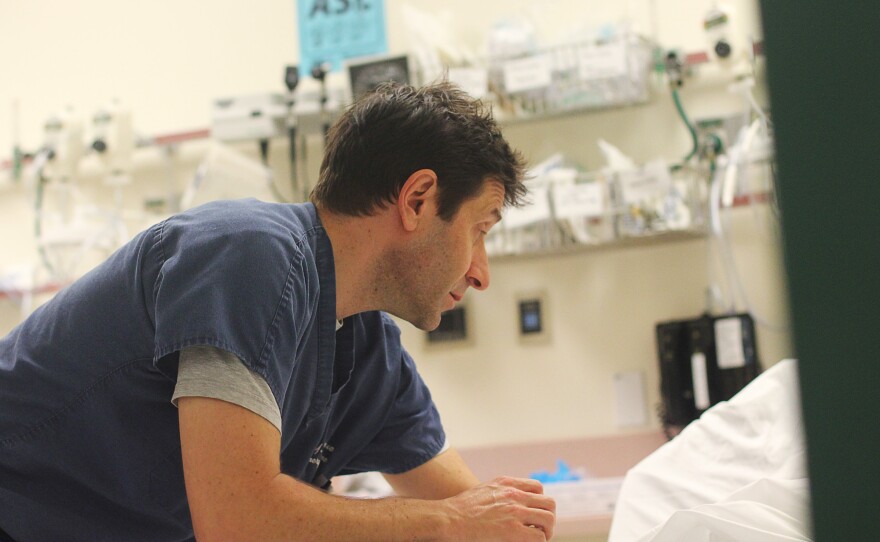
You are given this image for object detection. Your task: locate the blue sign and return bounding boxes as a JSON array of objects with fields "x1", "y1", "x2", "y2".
[{"x1": 296, "y1": 0, "x2": 388, "y2": 77}]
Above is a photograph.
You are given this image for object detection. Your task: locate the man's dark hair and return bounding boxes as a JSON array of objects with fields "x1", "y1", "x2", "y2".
[{"x1": 310, "y1": 81, "x2": 528, "y2": 221}]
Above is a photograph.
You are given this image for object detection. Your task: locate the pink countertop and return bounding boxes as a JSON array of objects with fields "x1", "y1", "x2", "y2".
[{"x1": 458, "y1": 431, "x2": 667, "y2": 536}]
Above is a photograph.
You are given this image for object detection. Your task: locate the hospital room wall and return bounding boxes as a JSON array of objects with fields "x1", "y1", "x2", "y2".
[{"x1": 0, "y1": 0, "x2": 793, "y2": 447}]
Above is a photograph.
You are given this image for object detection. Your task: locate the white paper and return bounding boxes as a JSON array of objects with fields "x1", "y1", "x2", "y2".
[
  {"x1": 503, "y1": 54, "x2": 553, "y2": 93},
  {"x1": 715, "y1": 317, "x2": 747, "y2": 369},
  {"x1": 614, "y1": 371, "x2": 647, "y2": 427}
]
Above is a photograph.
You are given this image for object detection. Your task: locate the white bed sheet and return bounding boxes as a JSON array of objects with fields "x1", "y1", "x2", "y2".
[{"x1": 608, "y1": 359, "x2": 812, "y2": 542}]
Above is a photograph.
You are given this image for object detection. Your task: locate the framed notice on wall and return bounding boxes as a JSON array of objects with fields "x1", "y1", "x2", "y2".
[{"x1": 296, "y1": 0, "x2": 388, "y2": 77}]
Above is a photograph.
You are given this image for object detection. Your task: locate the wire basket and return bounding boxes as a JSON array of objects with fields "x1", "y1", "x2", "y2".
[
  {"x1": 486, "y1": 33, "x2": 654, "y2": 119},
  {"x1": 487, "y1": 163, "x2": 707, "y2": 258}
]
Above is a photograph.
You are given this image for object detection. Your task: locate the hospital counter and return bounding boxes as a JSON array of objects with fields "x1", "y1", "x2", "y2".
[{"x1": 458, "y1": 431, "x2": 666, "y2": 541}]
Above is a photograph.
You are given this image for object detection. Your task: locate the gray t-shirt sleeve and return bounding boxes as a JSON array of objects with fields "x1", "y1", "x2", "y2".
[{"x1": 171, "y1": 345, "x2": 282, "y2": 434}]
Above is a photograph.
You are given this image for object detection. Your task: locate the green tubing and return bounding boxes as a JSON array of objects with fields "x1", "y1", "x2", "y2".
[{"x1": 672, "y1": 88, "x2": 699, "y2": 165}]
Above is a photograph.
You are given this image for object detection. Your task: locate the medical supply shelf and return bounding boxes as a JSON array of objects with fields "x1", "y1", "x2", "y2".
[
  {"x1": 447, "y1": 32, "x2": 656, "y2": 125},
  {"x1": 486, "y1": 153, "x2": 711, "y2": 260},
  {"x1": 488, "y1": 227, "x2": 707, "y2": 262},
  {"x1": 486, "y1": 187, "x2": 772, "y2": 262},
  {"x1": 493, "y1": 97, "x2": 655, "y2": 127}
]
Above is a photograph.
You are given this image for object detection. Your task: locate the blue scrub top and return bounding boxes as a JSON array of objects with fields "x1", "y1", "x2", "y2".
[{"x1": 0, "y1": 200, "x2": 445, "y2": 541}]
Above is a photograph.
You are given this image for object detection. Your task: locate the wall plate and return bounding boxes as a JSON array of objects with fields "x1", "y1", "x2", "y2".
[{"x1": 516, "y1": 290, "x2": 550, "y2": 344}]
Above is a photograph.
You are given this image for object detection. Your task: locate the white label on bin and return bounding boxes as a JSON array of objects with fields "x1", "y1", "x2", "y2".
[
  {"x1": 553, "y1": 183, "x2": 604, "y2": 219},
  {"x1": 691, "y1": 352, "x2": 711, "y2": 410},
  {"x1": 617, "y1": 160, "x2": 672, "y2": 204},
  {"x1": 503, "y1": 55, "x2": 553, "y2": 93},
  {"x1": 578, "y1": 41, "x2": 628, "y2": 80}
]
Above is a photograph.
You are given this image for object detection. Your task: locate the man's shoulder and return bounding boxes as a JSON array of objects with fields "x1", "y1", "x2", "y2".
[
  {"x1": 178, "y1": 199, "x2": 314, "y2": 233},
  {"x1": 163, "y1": 200, "x2": 318, "y2": 255}
]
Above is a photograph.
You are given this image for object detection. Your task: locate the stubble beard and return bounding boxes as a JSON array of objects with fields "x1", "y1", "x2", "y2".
[{"x1": 379, "y1": 238, "x2": 446, "y2": 332}]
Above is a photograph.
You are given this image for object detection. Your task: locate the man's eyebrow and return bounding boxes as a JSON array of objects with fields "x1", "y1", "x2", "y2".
[{"x1": 489, "y1": 209, "x2": 503, "y2": 224}]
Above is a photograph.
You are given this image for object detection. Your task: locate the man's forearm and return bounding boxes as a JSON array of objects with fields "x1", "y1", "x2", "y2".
[
  {"x1": 383, "y1": 449, "x2": 481, "y2": 500},
  {"x1": 179, "y1": 398, "x2": 553, "y2": 541},
  {"x1": 193, "y1": 472, "x2": 555, "y2": 542},
  {"x1": 193, "y1": 472, "x2": 452, "y2": 542}
]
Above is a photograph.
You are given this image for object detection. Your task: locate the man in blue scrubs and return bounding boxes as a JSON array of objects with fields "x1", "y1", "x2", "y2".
[{"x1": 0, "y1": 82, "x2": 556, "y2": 541}]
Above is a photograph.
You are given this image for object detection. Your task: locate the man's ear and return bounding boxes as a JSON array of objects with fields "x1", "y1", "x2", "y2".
[{"x1": 397, "y1": 169, "x2": 438, "y2": 232}]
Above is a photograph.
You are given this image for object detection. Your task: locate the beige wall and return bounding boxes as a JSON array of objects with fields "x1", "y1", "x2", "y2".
[
  {"x1": 0, "y1": 0, "x2": 792, "y2": 449},
  {"x1": 402, "y1": 203, "x2": 792, "y2": 448}
]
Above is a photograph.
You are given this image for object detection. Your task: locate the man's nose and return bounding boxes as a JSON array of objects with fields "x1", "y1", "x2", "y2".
[{"x1": 466, "y1": 242, "x2": 490, "y2": 291}]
